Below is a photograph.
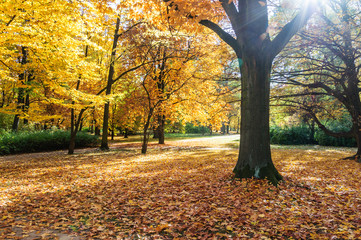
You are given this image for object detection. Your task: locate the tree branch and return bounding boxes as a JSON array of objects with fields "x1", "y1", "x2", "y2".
[
  {"x1": 219, "y1": 0, "x2": 240, "y2": 33},
  {"x1": 6, "y1": 15, "x2": 16, "y2": 26},
  {"x1": 308, "y1": 111, "x2": 353, "y2": 138},
  {"x1": 269, "y1": 2, "x2": 317, "y2": 58},
  {"x1": 199, "y1": 19, "x2": 241, "y2": 55}
]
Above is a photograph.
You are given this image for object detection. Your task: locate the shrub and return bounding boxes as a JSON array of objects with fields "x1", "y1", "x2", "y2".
[
  {"x1": 0, "y1": 130, "x2": 99, "y2": 155},
  {"x1": 270, "y1": 125, "x2": 313, "y2": 145},
  {"x1": 185, "y1": 123, "x2": 210, "y2": 134},
  {"x1": 270, "y1": 121, "x2": 357, "y2": 147}
]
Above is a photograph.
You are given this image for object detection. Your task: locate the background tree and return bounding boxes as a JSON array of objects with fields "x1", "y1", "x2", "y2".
[{"x1": 273, "y1": 0, "x2": 361, "y2": 161}]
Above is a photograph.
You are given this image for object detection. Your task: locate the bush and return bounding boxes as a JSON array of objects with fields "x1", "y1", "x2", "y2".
[
  {"x1": 0, "y1": 130, "x2": 99, "y2": 155},
  {"x1": 270, "y1": 125, "x2": 313, "y2": 145},
  {"x1": 185, "y1": 123, "x2": 210, "y2": 134}
]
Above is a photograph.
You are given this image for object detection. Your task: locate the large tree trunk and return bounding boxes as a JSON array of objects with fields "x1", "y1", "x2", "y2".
[{"x1": 233, "y1": 57, "x2": 282, "y2": 186}]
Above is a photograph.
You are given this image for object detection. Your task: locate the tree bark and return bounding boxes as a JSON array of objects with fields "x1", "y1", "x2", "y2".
[{"x1": 233, "y1": 57, "x2": 282, "y2": 185}]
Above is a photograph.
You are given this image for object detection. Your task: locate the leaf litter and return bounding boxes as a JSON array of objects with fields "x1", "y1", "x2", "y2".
[{"x1": 0, "y1": 138, "x2": 361, "y2": 239}]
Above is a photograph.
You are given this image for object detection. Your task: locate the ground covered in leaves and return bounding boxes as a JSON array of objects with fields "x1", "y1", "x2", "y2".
[{"x1": 1, "y1": 135, "x2": 361, "y2": 239}]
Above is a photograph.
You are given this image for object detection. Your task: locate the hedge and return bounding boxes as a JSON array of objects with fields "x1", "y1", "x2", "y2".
[{"x1": 0, "y1": 130, "x2": 99, "y2": 155}]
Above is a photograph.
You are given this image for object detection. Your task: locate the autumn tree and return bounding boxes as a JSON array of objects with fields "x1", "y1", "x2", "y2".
[
  {"x1": 273, "y1": 0, "x2": 361, "y2": 161},
  {"x1": 0, "y1": 0, "x2": 104, "y2": 135},
  {"x1": 138, "y1": 30, "x2": 200, "y2": 153},
  {"x1": 159, "y1": 0, "x2": 317, "y2": 184}
]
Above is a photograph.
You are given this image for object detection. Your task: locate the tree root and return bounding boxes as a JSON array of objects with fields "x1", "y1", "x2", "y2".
[
  {"x1": 342, "y1": 154, "x2": 361, "y2": 163},
  {"x1": 234, "y1": 163, "x2": 283, "y2": 186}
]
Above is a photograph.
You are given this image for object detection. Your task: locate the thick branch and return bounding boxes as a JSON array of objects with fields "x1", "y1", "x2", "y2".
[
  {"x1": 220, "y1": 0, "x2": 240, "y2": 33},
  {"x1": 199, "y1": 19, "x2": 241, "y2": 55},
  {"x1": 308, "y1": 111, "x2": 353, "y2": 138},
  {"x1": 269, "y1": 2, "x2": 317, "y2": 58},
  {"x1": 271, "y1": 92, "x2": 327, "y2": 100}
]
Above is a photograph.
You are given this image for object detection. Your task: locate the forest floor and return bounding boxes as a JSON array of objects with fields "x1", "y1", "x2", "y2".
[{"x1": 1, "y1": 135, "x2": 361, "y2": 239}]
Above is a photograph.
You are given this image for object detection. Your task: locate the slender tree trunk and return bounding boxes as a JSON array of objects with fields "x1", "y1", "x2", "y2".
[
  {"x1": 233, "y1": 57, "x2": 282, "y2": 186},
  {"x1": 68, "y1": 109, "x2": 85, "y2": 154},
  {"x1": 141, "y1": 109, "x2": 154, "y2": 154},
  {"x1": 153, "y1": 115, "x2": 165, "y2": 144},
  {"x1": 12, "y1": 115, "x2": 20, "y2": 132},
  {"x1": 12, "y1": 47, "x2": 27, "y2": 132},
  {"x1": 101, "y1": 17, "x2": 120, "y2": 150},
  {"x1": 23, "y1": 72, "x2": 33, "y2": 125},
  {"x1": 101, "y1": 102, "x2": 111, "y2": 150},
  {"x1": 124, "y1": 128, "x2": 129, "y2": 138},
  {"x1": 95, "y1": 126, "x2": 100, "y2": 136},
  {"x1": 309, "y1": 120, "x2": 316, "y2": 144},
  {"x1": 79, "y1": 118, "x2": 83, "y2": 132},
  {"x1": 141, "y1": 128, "x2": 150, "y2": 154},
  {"x1": 354, "y1": 131, "x2": 361, "y2": 163},
  {"x1": 153, "y1": 126, "x2": 160, "y2": 139},
  {"x1": 237, "y1": 116, "x2": 240, "y2": 134},
  {"x1": 68, "y1": 78, "x2": 81, "y2": 154},
  {"x1": 111, "y1": 128, "x2": 114, "y2": 140},
  {"x1": 158, "y1": 115, "x2": 165, "y2": 144},
  {"x1": 23, "y1": 93, "x2": 30, "y2": 125},
  {"x1": 68, "y1": 113, "x2": 77, "y2": 155},
  {"x1": 221, "y1": 123, "x2": 225, "y2": 135}
]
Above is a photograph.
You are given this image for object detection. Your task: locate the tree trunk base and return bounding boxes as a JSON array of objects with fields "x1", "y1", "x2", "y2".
[
  {"x1": 100, "y1": 144, "x2": 109, "y2": 151},
  {"x1": 233, "y1": 163, "x2": 283, "y2": 186},
  {"x1": 343, "y1": 154, "x2": 361, "y2": 162}
]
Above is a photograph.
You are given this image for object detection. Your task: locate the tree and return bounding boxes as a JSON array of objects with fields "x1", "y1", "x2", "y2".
[
  {"x1": 162, "y1": 0, "x2": 317, "y2": 185},
  {"x1": 0, "y1": 0, "x2": 104, "y2": 135},
  {"x1": 273, "y1": 0, "x2": 361, "y2": 161}
]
